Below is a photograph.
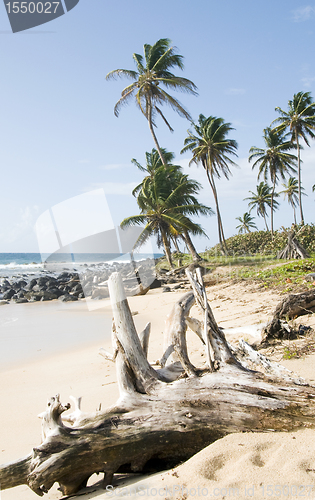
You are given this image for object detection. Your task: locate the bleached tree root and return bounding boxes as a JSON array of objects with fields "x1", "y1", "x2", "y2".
[
  {"x1": 262, "y1": 289, "x2": 315, "y2": 343},
  {"x1": 1, "y1": 271, "x2": 315, "y2": 497}
]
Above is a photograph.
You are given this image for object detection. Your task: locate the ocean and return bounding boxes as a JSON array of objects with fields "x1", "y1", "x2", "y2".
[{"x1": 0, "y1": 252, "x2": 163, "y2": 279}]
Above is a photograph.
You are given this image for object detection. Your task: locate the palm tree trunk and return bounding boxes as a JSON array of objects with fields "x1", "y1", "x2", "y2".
[
  {"x1": 182, "y1": 230, "x2": 201, "y2": 261},
  {"x1": 171, "y1": 235, "x2": 181, "y2": 253},
  {"x1": 271, "y1": 179, "x2": 276, "y2": 237},
  {"x1": 296, "y1": 131, "x2": 304, "y2": 224},
  {"x1": 205, "y1": 165, "x2": 228, "y2": 255},
  {"x1": 293, "y1": 205, "x2": 297, "y2": 226},
  {"x1": 161, "y1": 228, "x2": 173, "y2": 268},
  {"x1": 263, "y1": 213, "x2": 269, "y2": 232},
  {"x1": 147, "y1": 99, "x2": 166, "y2": 165}
]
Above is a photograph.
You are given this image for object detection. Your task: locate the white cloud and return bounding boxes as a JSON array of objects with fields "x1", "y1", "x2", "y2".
[
  {"x1": 225, "y1": 88, "x2": 246, "y2": 96},
  {"x1": 301, "y1": 76, "x2": 315, "y2": 88},
  {"x1": 291, "y1": 5, "x2": 315, "y2": 22}
]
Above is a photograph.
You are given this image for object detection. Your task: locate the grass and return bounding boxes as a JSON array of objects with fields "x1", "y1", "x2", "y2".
[{"x1": 155, "y1": 252, "x2": 315, "y2": 292}]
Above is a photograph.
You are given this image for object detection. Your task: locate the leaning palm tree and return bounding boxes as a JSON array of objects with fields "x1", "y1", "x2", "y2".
[
  {"x1": 249, "y1": 127, "x2": 297, "y2": 236},
  {"x1": 181, "y1": 114, "x2": 238, "y2": 255},
  {"x1": 235, "y1": 212, "x2": 258, "y2": 234},
  {"x1": 106, "y1": 38, "x2": 198, "y2": 165},
  {"x1": 244, "y1": 181, "x2": 278, "y2": 231},
  {"x1": 280, "y1": 177, "x2": 306, "y2": 225},
  {"x1": 131, "y1": 148, "x2": 204, "y2": 260},
  {"x1": 273, "y1": 91, "x2": 315, "y2": 223},
  {"x1": 121, "y1": 165, "x2": 213, "y2": 268}
]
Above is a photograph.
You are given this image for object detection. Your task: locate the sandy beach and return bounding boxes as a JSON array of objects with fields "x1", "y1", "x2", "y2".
[{"x1": 1, "y1": 282, "x2": 315, "y2": 500}]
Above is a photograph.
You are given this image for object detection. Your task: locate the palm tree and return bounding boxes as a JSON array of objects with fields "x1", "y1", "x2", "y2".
[
  {"x1": 280, "y1": 177, "x2": 306, "y2": 225},
  {"x1": 121, "y1": 165, "x2": 213, "y2": 267},
  {"x1": 131, "y1": 148, "x2": 176, "y2": 197},
  {"x1": 131, "y1": 148, "x2": 207, "y2": 261},
  {"x1": 244, "y1": 182, "x2": 278, "y2": 231},
  {"x1": 181, "y1": 114, "x2": 238, "y2": 255},
  {"x1": 106, "y1": 38, "x2": 198, "y2": 165},
  {"x1": 235, "y1": 212, "x2": 258, "y2": 234},
  {"x1": 249, "y1": 127, "x2": 297, "y2": 236},
  {"x1": 273, "y1": 91, "x2": 315, "y2": 223}
]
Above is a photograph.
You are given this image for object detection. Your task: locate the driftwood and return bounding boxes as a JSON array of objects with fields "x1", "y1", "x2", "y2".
[
  {"x1": 1, "y1": 270, "x2": 315, "y2": 497},
  {"x1": 262, "y1": 289, "x2": 315, "y2": 343},
  {"x1": 277, "y1": 227, "x2": 309, "y2": 259}
]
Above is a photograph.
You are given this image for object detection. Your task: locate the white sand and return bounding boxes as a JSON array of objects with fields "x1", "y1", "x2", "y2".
[{"x1": 1, "y1": 283, "x2": 315, "y2": 499}]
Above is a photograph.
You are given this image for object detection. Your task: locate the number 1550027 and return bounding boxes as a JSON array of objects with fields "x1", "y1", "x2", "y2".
[{"x1": 5, "y1": 2, "x2": 60, "y2": 14}]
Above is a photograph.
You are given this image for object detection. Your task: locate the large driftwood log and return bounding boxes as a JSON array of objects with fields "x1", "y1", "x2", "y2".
[
  {"x1": 1, "y1": 271, "x2": 315, "y2": 497},
  {"x1": 262, "y1": 289, "x2": 315, "y2": 343}
]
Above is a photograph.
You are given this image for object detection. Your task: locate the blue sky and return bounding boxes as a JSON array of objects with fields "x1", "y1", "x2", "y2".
[{"x1": 1, "y1": 0, "x2": 315, "y2": 253}]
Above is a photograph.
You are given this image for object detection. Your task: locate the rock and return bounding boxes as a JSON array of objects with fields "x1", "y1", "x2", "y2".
[
  {"x1": 0, "y1": 300, "x2": 9, "y2": 305},
  {"x1": 149, "y1": 278, "x2": 162, "y2": 289},
  {"x1": 15, "y1": 298, "x2": 29, "y2": 303},
  {"x1": 162, "y1": 286, "x2": 171, "y2": 293},
  {"x1": 59, "y1": 294, "x2": 78, "y2": 302},
  {"x1": 3, "y1": 289, "x2": 15, "y2": 300}
]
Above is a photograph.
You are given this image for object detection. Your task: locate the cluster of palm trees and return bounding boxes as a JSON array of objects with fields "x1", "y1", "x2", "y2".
[
  {"x1": 106, "y1": 38, "x2": 315, "y2": 258},
  {"x1": 106, "y1": 38, "x2": 239, "y2": 261},
  {"x1": 239, "y1": 92, "x2": 315, "y2": 236}
]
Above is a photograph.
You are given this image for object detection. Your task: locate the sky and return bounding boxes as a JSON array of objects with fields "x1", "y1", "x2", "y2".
[{"x1": 0, "y1": 0, "x2": 315, "y2": 254}]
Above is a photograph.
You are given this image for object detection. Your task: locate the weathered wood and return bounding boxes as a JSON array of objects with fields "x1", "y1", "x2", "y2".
[
  {"x1": 1, "y1": 270, "x2": 315, "y2": 497},
  {"x1": 262, "y1": 289, "x2": 315, "y2": 343}
]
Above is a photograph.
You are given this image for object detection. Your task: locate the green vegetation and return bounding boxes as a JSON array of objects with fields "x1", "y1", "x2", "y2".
[
  {"x1": 181, "y1": 114, "x2": 238, "y2": 255},
  {"x1": 273, "y1": 91, "x2": 315, "y2": 224},
  {"x1": 235, "y1": 212, "x2": 258, "y2": 234},
  {"x1": 106, "y1": 40, "x2": 315, "y2": 260},
  {"x1": 121, "y1": 151, "x2": 213, "y2": 268},
  {"x1": 206, "y1": 224, "x2": 315, "y2": 257},
  {"x1": 106, "y1": 38, "x2": 197, "y2": 165},
  {"x1": 249, "y1": 127, "x2": 297, "y2": 236}
]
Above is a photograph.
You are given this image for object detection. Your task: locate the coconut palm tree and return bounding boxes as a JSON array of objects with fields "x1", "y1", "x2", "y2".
[
  {"x1": 131, "y1": 148, "x2": 205, "y2": 260},
  {"x1": 181, "y1": 114, "x2": 238, "y2": 255},
  {"x1": 121, "y1": 165, "x2": 213, "y2": 267},
  {"x1": 244, "y1": 182, "x2": 278, "y2": 231},
  {"x1": 273, "y1": 91, "x2": 315, "y2": 223},
  {"x1": 280, "y1": 177, "x2": 306, "y2": 225},
  {"x1": 131, "y1": 148, "x2": 176, "y2": 197},
  {"x1": 106, "y1": 38, "x2": 198, "y2": 165},
  {"x1": 249, "y1": 127, "x2": 297, "y2": 236},
  {"x1": 235, "y1": 212, "x2": 258, "y2": 234}
]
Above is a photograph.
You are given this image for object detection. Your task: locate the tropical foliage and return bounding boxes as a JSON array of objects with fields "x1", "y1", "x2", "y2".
[
  {"x1": 181, "y1": 114, "x2": 238, "y2": 254},
  {"x1": 121, "y1": 159, "x2": 213, "y2": 267},
  {"x1": 249, "y1": 127, "x2": 297, "y2": 236},
  {"x1": 273, "y1": 91, "x2": 315, "y2": 223},
  {"x1": 244, "y1": 182, "x2": 278, "y2": 231},
  {"x1": 106, "y1": 38, "x2": 197, "y2": 165},
  {"x1": 207, "y1": 224, "x2": 315, "y2": 257},
  {"x1": 235, "y1": 212, "x2": 258, "y2": 234},
  {"x1": 280, "y1": 177, "x2": 306, "y2": 225}
]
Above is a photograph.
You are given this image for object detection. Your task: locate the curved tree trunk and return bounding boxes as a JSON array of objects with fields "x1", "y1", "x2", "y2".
[
  {"x1": 147, "y1": 99, "x2": 166, "y2": 166},
  {"x1": 204, "y1": 163, "x2": 228, "y2": 255},
  {"x1": 263, "y1": 212, "x2": 269, "y2": 231},
  {"x1": 270, "y1": 179, "x2": 276, "y2": 237},
  {"x1": 296, "y1": 131, "x2": 304, "y2": 224},
  {"x1": 182, "y1": 230, "x2": 202, "y2": 261},
  {"x1": 161, "y1": 227, "x2": 173, "y2": 268},
  {"x1": 1, "y1": 271, "x2": 315, "y2": 497}
]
